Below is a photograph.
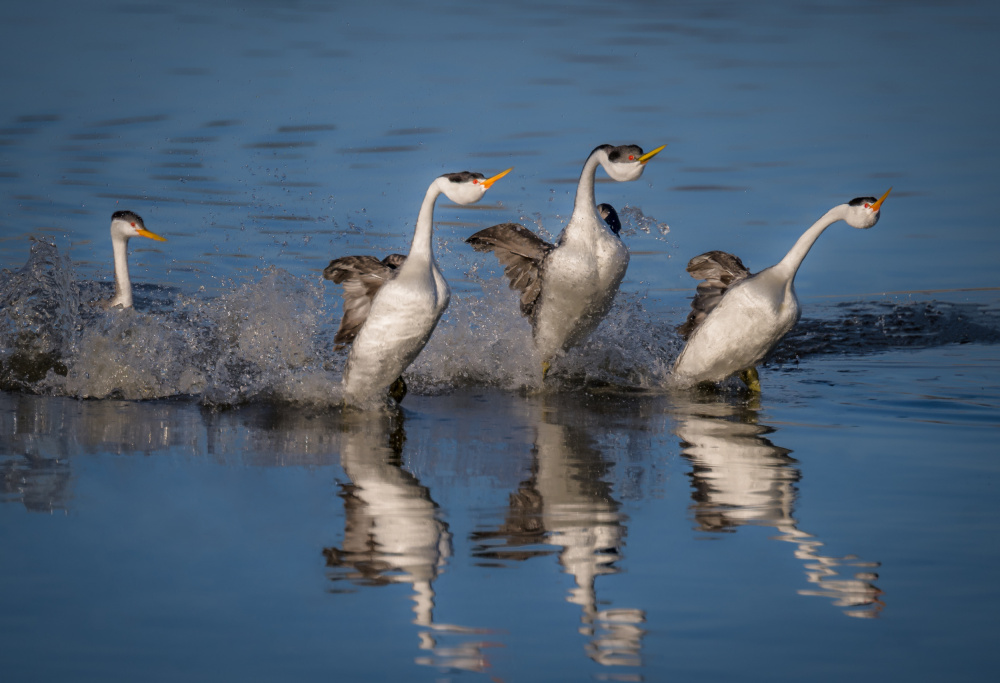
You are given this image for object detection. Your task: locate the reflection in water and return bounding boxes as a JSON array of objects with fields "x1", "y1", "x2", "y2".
[
  {"x1": 1, "y1": 451, "x2": 71, "y2": 514},
  {"x1": 672, "y1": 397, "x2": 884, "y2": 618},
  {"x1": 0, "y1": 392, "x2": 187, "y2": 512},
  {"x1": 472, "y1": 396, "x2": 645, "y2": 669},
  {"x1": 0, "y1": 392, "x2": 349, "y2": 511},
  {"x1": 322, "y1": 409, "x2": 495, "y2": 674},
  {"x1": 1, "y1": 393, "x2": 71, "y2": 512}
]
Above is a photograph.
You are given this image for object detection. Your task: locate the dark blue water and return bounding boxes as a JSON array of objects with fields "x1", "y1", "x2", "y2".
[{"x1": 2, "y1": 0, "x2": 999, "y2": 681}]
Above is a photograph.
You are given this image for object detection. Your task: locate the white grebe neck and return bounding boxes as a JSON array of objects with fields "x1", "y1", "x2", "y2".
[
  {"x1": 772, "y1": 204, "x2": 850, "y2": 282},
  {"x1": 110, "y1": 232, "x2": 133, "y2": 308},
  {"x1": 400, "y1": 179, "x2": 445, "y2": 275},
  {"x1": 571, "y1": 148, "x2": 605, "y2": 222}
]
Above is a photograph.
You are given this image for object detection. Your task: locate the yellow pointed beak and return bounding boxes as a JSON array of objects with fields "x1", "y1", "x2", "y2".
[
  {"x1": 137, "y1": 228, "x2": 167, "y2": 242},
  {"x1": 870, "y1": 187, "x2": 892, "y2": 212},
  {"x1": 481, "y1": 167, "x2": 513, "y2": 189},
  {"x1": 638, "y1": 144, "x2": 666, "y2": 164}
]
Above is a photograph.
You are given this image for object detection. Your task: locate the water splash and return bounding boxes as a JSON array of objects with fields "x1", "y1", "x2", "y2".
[
  {"x1": 189, "y1": 268, "x2": 340, "y2": 406},
  {"x1": 0, "y1": 239, "x2": 81, "y2": 391},
  {"x1": 44, "y1": 307, "x2": 203, "y2": 400},
  {"x1": 1, "y1": 240, "x2": 998, "y2": 404},
  {"x1": 2, "y1": 241, "x2": 345, "y2": 404},
  {"x1": 619, "y1": 205, "x2": 670, "y2": 238},
  {"x1": 411, "y1": 281, "x2": 680, "y2": 394},
  {"x1": 410, "y1": 279, "x2": 540, "y2": 394}
]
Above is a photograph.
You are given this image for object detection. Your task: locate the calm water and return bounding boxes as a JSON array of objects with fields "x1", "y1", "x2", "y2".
[{"x1": 2, "y1": 0, "x2": 1000, "y2": 681}]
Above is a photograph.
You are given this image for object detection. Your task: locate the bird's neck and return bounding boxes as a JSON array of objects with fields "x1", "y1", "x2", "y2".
[
  {"x1": 110, "y1": 233, "x2": 133, "y2": 308},
  {"x1": 403, "y1": 180, "x2": 443, "y2": 273},
  {"x1": 773, "y1": 204, "x2": 849, "y2": 281},
  {"x1": 561, "y1": 150, "x2": 606, "y2": 244},
  {"x1": 571, "y1": 150, "x2": 603, "y2": 221}
]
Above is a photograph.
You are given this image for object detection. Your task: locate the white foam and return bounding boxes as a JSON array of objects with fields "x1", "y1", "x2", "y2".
[{"x1": 4, "y1": 240, "x2": 999, "y2": 406}]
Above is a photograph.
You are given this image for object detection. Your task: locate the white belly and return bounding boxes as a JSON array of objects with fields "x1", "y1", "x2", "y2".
[
  {"x1": 671, "y1": 279, "x2": 799, "y2": 387},
  {"x1": 533, "y1": 235, "x2": 628, "y2": 361},
  {"x1": 343, "y1": 271, "x2": 448, "y2": 404}
]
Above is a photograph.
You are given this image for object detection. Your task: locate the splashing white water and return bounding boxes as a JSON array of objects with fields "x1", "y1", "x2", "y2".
[
  {"x1": 411, "y1": 278, "x2": 682, "y2": 394},
  {"x1": 1, "y1": 242, "x2": 346, "y2": 404},
  {"x1": 3, "y1": 239, "x2": 998, "y2": 406},
  {"x1": 619, "y1": 205, "x2": 671, "y2": 238},
  {"x1": 0, "y1": 239, "x2": 81, "y2": 354},
  {"x1": 410, "y1": 279, "x2": 541, "y2": 394}
]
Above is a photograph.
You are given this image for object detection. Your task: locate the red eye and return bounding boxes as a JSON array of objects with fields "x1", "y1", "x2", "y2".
[
  {"x1": 863, "y1": 203, "x2": 870, "y2": 209},
  {"x1": 628, "y1": 155, "x2": 635, "y2": 161},
  {"x1": 130, "y1": 222, "x2": 136, "y2": 227},
  {"x1": 472, "y1": 179, "x2": 479, "y2": 184}
]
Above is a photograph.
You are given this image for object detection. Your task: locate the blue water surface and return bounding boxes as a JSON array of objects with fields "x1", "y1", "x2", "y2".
[{"x1": 2, "y1": 1, "x2": 1000, "y2": 681}]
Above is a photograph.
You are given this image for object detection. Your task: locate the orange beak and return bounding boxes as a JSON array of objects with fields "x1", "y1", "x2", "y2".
[
  {"x1": 137, "y1": 228, "x2": 167, "y2": 242},
  {"x1": 638, "y1": 145, "x2": 666, "y2": 164},
  {"x1": 480, "y1": 167, "x2": 513, "y2": 189},
  {"x1": 870, "y1": 187, "x2": 892, "y2": 212}
]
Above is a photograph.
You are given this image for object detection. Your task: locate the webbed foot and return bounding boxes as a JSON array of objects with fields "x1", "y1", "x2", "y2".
[
  {"x1": 388, "y1": 376, "x2": 408, "y2": 403},
  {"x1": 739, "y1": 367, "x2": 761, "y2": 393}
]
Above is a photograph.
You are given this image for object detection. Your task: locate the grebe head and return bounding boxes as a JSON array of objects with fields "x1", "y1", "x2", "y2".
[
  {"x1": 110, "y1": 210, "x2": 166, "y2": 242},
  {"x1": 845, "y1": 187, "x2": 892, "y2": 229},
  {"x1": 439, "y1": 168, "x2": 512, "y2": 205},
  {"x1": 594, "y1": 143, "x2": 665, "y2": 182}
]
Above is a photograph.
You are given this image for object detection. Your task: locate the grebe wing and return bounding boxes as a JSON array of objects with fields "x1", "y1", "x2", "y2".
[
  {"x1": 323, "y1": 254, "x2": 406, "y2": 348},
  {"x1": 466, "y1": 222, "x2": 554, "y2": 319},
  {"x1": 677, "y1": 250, "x2": 752, "y2": 340}
]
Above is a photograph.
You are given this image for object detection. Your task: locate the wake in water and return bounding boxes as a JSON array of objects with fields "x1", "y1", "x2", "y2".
[
  {"x1": 0, "y1": 239, "x2": 80, "y2": 390},
  {"x1": 779, "y1": 299, "x2": 1000, "y2": 359},
  {"x1": 2, "y1": 239, "x2": 999, "y2": 405},
  {"x1": 1, "y1": 239, "x2": 342, "y2": 404}
]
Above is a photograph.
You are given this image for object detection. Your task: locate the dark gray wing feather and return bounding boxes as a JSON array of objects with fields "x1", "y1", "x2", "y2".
[
  {"x1": 380, "y1": 253, "x2": 407, "y2": 269},
  {"x1": 323, "y1": 254, "x2": 405, "y2": 348},
  {"x1": 466, "y1": 223, "x2": 554, "y2": 320},
  {"x1": 597, "y1": 203, "x2": 622, "y2": 235},
  {"x1": 677, "y1": 250, "x2": 752, "y2": 340}
]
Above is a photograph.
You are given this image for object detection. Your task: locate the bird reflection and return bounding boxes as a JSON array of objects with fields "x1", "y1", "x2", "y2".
[
  {"x1": 672, "y1": 396, "x2": 884, "y2": 618},
  {"x1": 322, "y1": 408, "x2": 495, "y2": 674},
  {"x1": 1, "y1": 392, "x2": 184, "y2": 513},
  {"x1": 472, "y1": 396, "x2": 645, "y2": 668},
  {"x1": 1, "y1": 396, "x2": 71, "y2": 512},
  {"x1": 1, "y1": 449, "x2": 71, "y2": 513}
]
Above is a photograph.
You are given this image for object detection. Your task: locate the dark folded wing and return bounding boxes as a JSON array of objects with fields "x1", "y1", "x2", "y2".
[
  {"x1": 323, "y1": 254, "x2": 405, "y2": 347},
  {"x1": 466, "y1": 223, "x2": 554, "y2": 320},
  {"x1": 597, "y1": 203, "x2": 622, "y2": 235},
  {"x1": 677, "y1": 250, "x2": 752, "y2": 340},
  {"x1": 380, "y1": 253, "x2": 407, "y2": 269}
]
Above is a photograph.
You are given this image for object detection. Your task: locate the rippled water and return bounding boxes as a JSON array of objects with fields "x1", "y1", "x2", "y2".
[
  {"x1": 2, "y1": 0, "x2": 1000, "y2": 681},
  {"x1": 3, "y1": 350, "x2": 999, "y2": 681}
]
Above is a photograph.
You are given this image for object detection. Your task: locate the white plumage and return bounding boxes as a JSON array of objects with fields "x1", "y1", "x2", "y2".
[
  {"x1": 671, "y1": 188, "x2": 892, "y2": 390},
  {"x1": 325, "y1": 168, "x2": 511, "y2": 406},
  {"x1": 105, "y1": 210, "x2": 167, "y2": 310},
  {"x1": 466, "y1": 144, "x2": 664, "y2": 375}
]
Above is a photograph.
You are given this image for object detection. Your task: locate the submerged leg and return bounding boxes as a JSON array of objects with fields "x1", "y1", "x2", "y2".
[
  {"x1": 388, "y1": 376, "x2": 408, "y2": 403},
  {"x1": 541, "y1": 360, "x2": 551, "y2": 380},
  {"x1": 739, "y1": 367, "x2": 761, "y2": 393}
]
